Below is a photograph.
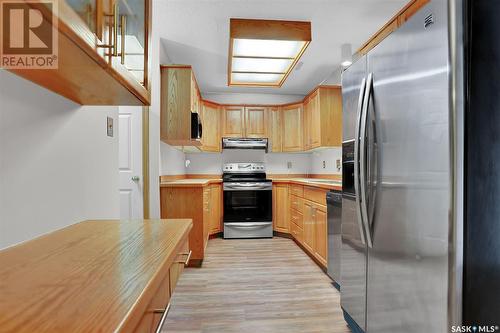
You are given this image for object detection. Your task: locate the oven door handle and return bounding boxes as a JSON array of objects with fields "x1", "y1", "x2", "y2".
[
  {"x1": 225, "y1": 222, "x2": 271, "y2": 228},
  {"x1": 223, "y1": 184, "x2": 272, "y2": 191}
]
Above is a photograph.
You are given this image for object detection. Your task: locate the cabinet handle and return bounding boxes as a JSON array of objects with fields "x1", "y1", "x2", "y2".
[
  {"x1": 153, "y1": 303, "x2": 171, "y2": 333},
  {"x1": 97, "y1": 3, "x2": 118, "y2": 56},
  {"x1": 176, "y1": 250, "x2": 192, "y2": 265},
  {"x1": 120, "y1": 14, "x2": 126, "y2": 64}
]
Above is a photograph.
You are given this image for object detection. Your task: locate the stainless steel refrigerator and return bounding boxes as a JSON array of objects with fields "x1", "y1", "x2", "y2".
[{"x1": 340, "y1": 0, "x2": 465, "y2": 332}]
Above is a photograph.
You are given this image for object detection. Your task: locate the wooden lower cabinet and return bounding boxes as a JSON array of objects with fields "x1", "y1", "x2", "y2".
[
  {"x1": 273, "y1": 184, "x2": 289, "y2": 233},
  {"x1": 160, "y1": 183, "x2": 222, "y2": 265},
  {"x1": 313, "y1": 204, "x2": 328, "y2": 266},
  {"x1": 209, "y1": 184, "x2": 222, "y2": 234},
  {"x1": 290, "y1": 220, "x2": 303, "y2": 243},
  {"x1": 276, "y1": 184, "x2": 329, "y2": 269},
  {"x1": 134, "y1": 237, "x2": 190, "y2": 333},
  {"x1": 303, "y1": 200, "x2": 315, "y2": 253}
]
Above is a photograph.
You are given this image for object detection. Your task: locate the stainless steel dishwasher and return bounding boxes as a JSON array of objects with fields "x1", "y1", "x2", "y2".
[{"x1": 326, "y1": 190, "x2": 342, "y2": 290}]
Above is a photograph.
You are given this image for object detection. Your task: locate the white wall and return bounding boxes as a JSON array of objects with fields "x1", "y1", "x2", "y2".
[
  {"x1": 310, "y1": 148, "x2": 343, "y2": 175},
  {"x1": 322, "y1": 66, "x2": 343, "y2": 85},
  {"x1": 160, "y1": 142, "x2": 186, "y2": 175},
  {"x1": 0, "y1": 71, "x2": 119, "y2": 249}
]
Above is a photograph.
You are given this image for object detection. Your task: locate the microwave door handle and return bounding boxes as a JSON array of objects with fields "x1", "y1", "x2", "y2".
[
  {"x1": 354, "y1": 77, "x2": 367, "y2": 246},
  {"x1": 360, "y1": 73, "x2": 373, "y2": 248}
]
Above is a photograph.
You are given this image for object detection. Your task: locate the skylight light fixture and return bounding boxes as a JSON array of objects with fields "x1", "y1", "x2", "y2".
[{"x1": 228, "y1": 19, "x2": 312, "y2": 87}]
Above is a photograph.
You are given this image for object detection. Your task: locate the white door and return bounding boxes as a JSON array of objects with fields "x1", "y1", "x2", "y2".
[{"x1": 119, "y1": 106, "x2": 143, "y2": 219}]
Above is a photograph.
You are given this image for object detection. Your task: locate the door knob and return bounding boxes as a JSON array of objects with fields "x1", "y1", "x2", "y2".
[{"x1": 131, "y1": 176, "x2": 140, "y2": 182}]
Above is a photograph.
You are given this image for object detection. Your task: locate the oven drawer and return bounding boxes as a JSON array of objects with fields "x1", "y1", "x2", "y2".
[
  {"x1": 290, "y1": 195, "x2": 303, "y2": 213},
  {"x1": 224, "y1": 222, "x2": 273, "y2": 239}
]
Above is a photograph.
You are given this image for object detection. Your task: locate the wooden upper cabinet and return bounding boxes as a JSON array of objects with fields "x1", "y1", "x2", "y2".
[
  {"x1": 302, "y1": 86, "x2": 343, "y2": 150},
  {"x1": 269, "y1": 107, "x2": 282, "y2": 152},
  {"x1": 282, "y1": 104, "x2": 304, "y2": 152},
  {"x1": 222, "y1": 106, "x2": 245, "y2": 137},
  {"x1": 222, "y1": 106, "x2": 267, "y2": 138},
  {"x1": 309, "y1": 91, "x2": 321, "y2": 148},
  {"x1": 245, "y1": 107, "x2": 268, "y2": 138},
  {"x1": 160, "y1": 66, "x2": 202, "y2": 146},
  {"x1": 7, "y1": 0, "x2": 151, "y2": 105},
  {"x1": 201, "y1": 101, "x2": 221, "y2": 152}
]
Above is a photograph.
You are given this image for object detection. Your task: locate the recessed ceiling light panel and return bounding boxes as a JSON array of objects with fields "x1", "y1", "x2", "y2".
[{"x1": 228, "y1": 19, "x2": 311, "y2": 87}]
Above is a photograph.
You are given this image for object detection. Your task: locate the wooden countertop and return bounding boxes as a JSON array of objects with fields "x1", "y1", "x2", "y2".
[
  {"x1": 272, "y1": 178, "x2": 342, "y2": 190},
  {"x1": 0, "y1": 219, "x2": 192, "y2": 333},
  {"x1": 159, "y1": 177, "x2": 341, "y2": 190},
  {"x1": 160, "y1": 178, "x2": 222, "y2": 187}
]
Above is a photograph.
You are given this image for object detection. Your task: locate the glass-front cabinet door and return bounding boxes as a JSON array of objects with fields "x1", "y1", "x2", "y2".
[
  {"x1": 116, "y1": 0, "x2": 147, "y2": 86},
  {"x1": 65, "y1": 0, "x2": 150, "y2": 89},
  {"x1": 66, "y1": 0, "x2": 98, "y2": 34}
]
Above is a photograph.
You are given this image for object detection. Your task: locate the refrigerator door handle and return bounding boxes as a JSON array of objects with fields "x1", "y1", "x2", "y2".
[
  {"x1": 360, "y1": 72, "x2": 373, "y2": 248},
  {"x1": 354, "y1": 77, "x2": 367, "y2": 246}
]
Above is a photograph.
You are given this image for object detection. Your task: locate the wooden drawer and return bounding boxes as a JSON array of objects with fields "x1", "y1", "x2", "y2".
[
  {"x1": 290, "y1": 184, "x2": 304, "y2": 197},
  {"x1": 304, "y1": 186, "x2": 327, "y2": 205},
  {"x1": 169, "y1": 239, "x2": 190, "y2": 294},
  {"x1": 290, "y1": 195, "x2": 303, "y2": 213},
  {"x1": 290, "y1": 210, "x2": 303, "y2": 228},
  {"x1": 290, "y1": 221, "x2": 303, "y2": 244},
  {"x1": 134, "y1": 268, "x2": 171, "y2": 333}
]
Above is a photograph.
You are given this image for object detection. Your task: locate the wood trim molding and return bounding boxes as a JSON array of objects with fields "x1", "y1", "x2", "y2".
[
  {"x1": 160, "y1": 64, "x2": 193, "y2": 69},
  {"x1": 159, "y1": 175, "x2": 186, "y2": 182},
  {"x1": 309, "y1": 174, "x2": 342, "y2": 180},
  {"x1": 356, "y1": 0, "x2": 430, "y2": 55},
  {"x1": 186, "y1": 174, "x2": 222, "y2": 179},
  {"x1": 142, "y1": 106, "x2": 150, "y2": 219},
  {"x1": 267, "y1": 174, "x2": 309, "y2": 179}
]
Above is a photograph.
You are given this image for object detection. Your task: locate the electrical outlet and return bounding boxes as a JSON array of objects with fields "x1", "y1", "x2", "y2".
[
  {"x1": 336, "y1": 159, "x2": 341, "y2": 171},
  {"x1": 287, "y1": 161, "x2": 292, "y2": 169},
  {"x1": 322, "y1": 160, "x2": 326, "y2": 169}
]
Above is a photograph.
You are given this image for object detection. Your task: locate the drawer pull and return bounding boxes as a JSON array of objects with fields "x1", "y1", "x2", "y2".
[
  {"x1": 153, "y1": 303, "x2": 171, "y2": 333},
  {"x1": 176, "y1": 250, "x2": 192, "y2": 265}
]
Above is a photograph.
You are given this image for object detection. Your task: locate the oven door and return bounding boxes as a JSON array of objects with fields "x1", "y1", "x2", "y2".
[{"x1": 223, "y1": 183, "x2": 272, "y2": 223}]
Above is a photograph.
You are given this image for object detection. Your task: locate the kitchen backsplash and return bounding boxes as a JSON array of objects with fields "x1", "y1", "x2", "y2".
[
  {"x1": 185, "y1": 150, "x2": 311, "y2": 175},
  {"x1": 159, "y1": 147, "x2": 343, "y2": 176}
]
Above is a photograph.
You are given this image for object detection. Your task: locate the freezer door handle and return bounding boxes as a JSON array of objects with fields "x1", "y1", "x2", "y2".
[
  {"x1": 354, "y1": 77, "x2": 367, "y2": 246},
  {"x1": 360, "y1": 73, "x2": 373, "y2": 248}
]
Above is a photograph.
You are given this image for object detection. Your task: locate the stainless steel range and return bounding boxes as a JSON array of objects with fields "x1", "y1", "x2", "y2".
[{"x1": 222, "y1": 162, "x2": 273, "y2": 239}]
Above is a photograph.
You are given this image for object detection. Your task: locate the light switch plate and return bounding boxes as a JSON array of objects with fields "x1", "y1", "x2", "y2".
[
  {"x1": 322, "y1": 160, "x2": 326, "y2": 169},
  {"x1": 287, "y1": 161, "x2": 292, "y2": 169},
  {"x1": 107, "y1": 117, "x2": 113, "y2": 137}
]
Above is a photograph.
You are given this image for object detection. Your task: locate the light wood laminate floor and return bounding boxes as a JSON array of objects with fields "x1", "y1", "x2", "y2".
[{"x1": 162, "y1": 237, "x2": 351, "y2": 333}]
